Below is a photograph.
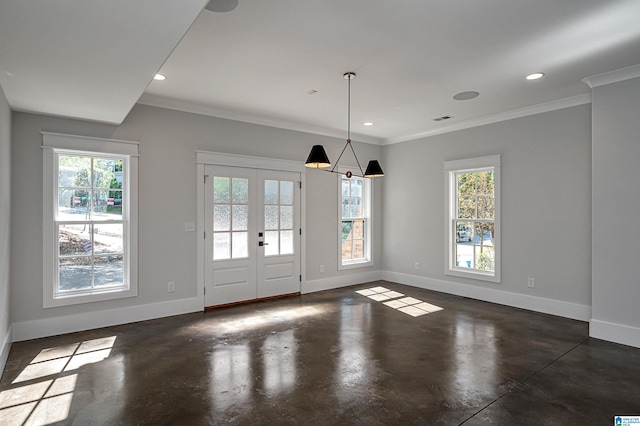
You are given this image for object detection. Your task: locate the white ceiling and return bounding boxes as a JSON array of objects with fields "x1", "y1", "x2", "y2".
[{"x1": 2, "y1": 1, "x2": 640, "y2": 144}]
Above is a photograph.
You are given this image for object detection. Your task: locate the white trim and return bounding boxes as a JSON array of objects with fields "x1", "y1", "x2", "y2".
[
  {"x1": 1, "y1": 325, "x2": 13, "y2": 378},
  {"x1": 42, "y1": 132, "x2": 139, "y2": 156},
  {"x1": 582, "y1": 64, "x2": 640, "y2": 89},
  {"x1": 444, "y1": 154, "x2": 501, "y2": 171},
  {"x1": 138, "y1": 96, "x2": 384, "y2": 146},
  {"x1": 196, "y1": 150, "x2": 307, "y2": 172},
  {"x1": 42, "y1": 134, "x2": 139, "y2": 308},
  {"x1": 337, "y1": 172, "x2": 373, "y2": 270},
  {"x1": 302, "y1": 270, "x2": 383, "y2": 294},
  {"x1": 385, "y1": 94, "x2": 592, "y2": 145},
  {"x1": 197, "y1": 151, "x2": 307, "y2": 307},
  {"x1": 383, "y1": 271, "x2": 591, "y2": 321},
  {"x1": 590, "y1": 319, "x2": 640, "y2": 349},
  {"x1": 444, "y1": 156, "x2": 501, "y2": 283},
  {"x1": 12, "y1": 297, "x2": 202, "y2": 342}
]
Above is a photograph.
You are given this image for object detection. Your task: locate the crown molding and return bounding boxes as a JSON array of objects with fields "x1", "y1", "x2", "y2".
[
  {"x1": 582, "y1": 64, "x2": 640, "y2": 88},
  {"x1": 383, "y1": 93, "x2": 592, "y2": 145},
  {"x1": 137, "y1": 93, "x2": 384, "y2": 146}
]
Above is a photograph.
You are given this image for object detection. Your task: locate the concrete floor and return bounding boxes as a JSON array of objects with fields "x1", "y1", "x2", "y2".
[{"x1": 1, "y1": 281, "x2": 639, "y2": 425}]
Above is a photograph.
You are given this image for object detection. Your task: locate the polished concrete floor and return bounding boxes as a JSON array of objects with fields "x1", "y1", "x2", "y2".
[{"x1": 2, "y1": 281, "x2": 640, "y2": 425}]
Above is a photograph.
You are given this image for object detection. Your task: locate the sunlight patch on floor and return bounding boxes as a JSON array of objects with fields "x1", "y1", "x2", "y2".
[
  {"x1": 356, "y1": 287, "x2": 443, "y2": 317},
  {"x1": 0, "y1": 336, "x2": 116, "y2": 426}
]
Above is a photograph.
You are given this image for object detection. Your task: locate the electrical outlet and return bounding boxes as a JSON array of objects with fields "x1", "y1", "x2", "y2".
[
  {"x1": 184, "y1": 222, "x2": 195, "y2": 232},
  {"x1": 527, "y1": 278, "x2": 535, "y2": 288},
  {"x1": 414, "y1": 262, "x2": 420, "y2": 270},
  {"x1": 168, "y1": 281, "x2": 175, "y2": 292},
  {"x1": 319, "y1": 265, "x2": 325, "y2": 273}
]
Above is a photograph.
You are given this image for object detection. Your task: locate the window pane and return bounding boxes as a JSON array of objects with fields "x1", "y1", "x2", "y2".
[
  {"x1": 213, "y1": 233, "x2": 230, "y2": 260},
  {"x1": 342, "y1": 199, "x2": 350, "y2": 218},
  {"x1": 457, "y1": 173, "x2": 476, "y2": 196},
  {"x1": 213, "y1": 177, "x2": 230, "y2": 203},
  {"x1": 264, "y1": 231, "x2": 279, "y2": 256},
  {"x1": 93, "y1": 224, "x2": 123, "y2": 255},
  {"x1": 455, "y1": 222, "x2": 473, "y2": 243},
  {"x1": 352, "y1": 180, "x2": 362, "y2": 198},
  {"x1": 342, "y1": 179, "x2": 350, "y2": 197},
  {"x1": 93, "y1": 158, "x2": 117, "y2": 189},
  {"x1": 457, "y1": 196, "x2": 475, "y2": 219},
  {"x1": 232, "y1": 232, "x2": 248, "y2": 258},
  {"x1": 58, "y1": 155, "x2": 90, "y2": 187},
  {"x1": 265, "y1": 180, "x2": 278, "y2": 205},
  {"x1": 58, "y1": 189, "x2": 89, "y2": 220},
  {"x1": 455, "y1": 244, "x2": 473, "y2": 268},
  {"x1": 214, "y1": 205, "x2": 230, "y2": 231},
  {"x1": 93, "y1": 255, "x2": 124, "y2": 287},
  {"x1": 352, "y1": 220, "x2": 364, "y2": 239},
  {"x1": 475, "y1": 222, "x2": 494, "y2": 246},
  {"x1": 477, "y1": 196, "x2": 494, "y2": 219},
  {"x1": 350, "y1": 197, "x2": 362, "y2": 217},
  {"x1": 476, "y1": 246, "x2": 495, "y2": 271},
  {"x1": 476, "y1": 171, "x2": 494, "y2": 195},
  {"x1": 107, "y1": 190, "x2": 122, "y2": 217},
  {"x1": 232, "y1": 178, "x2": 248, "y2": 204},
  {"x1": 59, "y1": 257, "x2": 92, "y2": 291},
  {"x1": 92, "y1": 190, "x2": 114, "y2": 220},
  {"x1": 232, "y1": 205, "x2": 248, "y2": 231},
  {"x1": 353, "y1": 239, "x2": 364, "y2": 259},
  {"x1": 342, "y1": 221, "x2": 353, "y2": 243},
  {"x1": 280, "y1": 181, "x2": 293, "y2": 205},
  {"x1": 280, "y1": 230, "x2": 294, "y2": 255},
  {"x1": 280, "y1": 206, "x2": 293, "y2": 229},
  {"x1": 265, "y1": 206, "x2": 279, "y2": 230},
  {"x1": 59, "y1": 224, "x2": 92, "y2": 256},
  {"x1": 342, "y1": 238, "x2": 353, "y2": 260}
]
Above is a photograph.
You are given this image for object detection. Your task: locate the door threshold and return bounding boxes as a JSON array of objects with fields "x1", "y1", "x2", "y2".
[{"x1": 205, "y1": 292, "x2": 301, "y2": 311}]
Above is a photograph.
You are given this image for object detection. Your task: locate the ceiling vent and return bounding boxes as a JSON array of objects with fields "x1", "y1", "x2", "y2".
[{"x1": 433, "y1": 115, "x2": 453, "y2": 122}]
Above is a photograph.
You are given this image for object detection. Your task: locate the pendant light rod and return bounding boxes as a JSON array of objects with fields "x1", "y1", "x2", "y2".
[
  {"x1": 329, "y1": 73, "x2": 364, "y2": 176},
  {"x1": 304, "y1": 71, "x2": 384, "y2": 178}
]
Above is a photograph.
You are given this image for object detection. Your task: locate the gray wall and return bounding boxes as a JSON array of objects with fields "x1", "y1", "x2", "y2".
[
  {"x1": 10, "y1": 104, "x2": 383, "y2": 325},
  {"x1": 592, "y1": 77, "x2": 640, "y2": 330},
  {"x1": 382, "y1": 104, "x2": 592, "y2": 306},
  {"x1": 0, "y1": 84, "x2": 11, "y2": 367}
]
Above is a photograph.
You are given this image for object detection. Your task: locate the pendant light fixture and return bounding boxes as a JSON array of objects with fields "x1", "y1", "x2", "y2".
[{"x1": 305, "y1": 72, "x2": 384, "y2": 179}]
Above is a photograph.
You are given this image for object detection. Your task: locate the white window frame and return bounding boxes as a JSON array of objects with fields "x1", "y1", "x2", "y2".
[
  {"x1": 42, "y1": 132, "x2": 139, "y2": 308},
  {"x1": 338, "y1": 172, "x2": 373, "y2": 270},
  {"x1": 444, "y1": 155, "x2": 501, "y2": 283}
]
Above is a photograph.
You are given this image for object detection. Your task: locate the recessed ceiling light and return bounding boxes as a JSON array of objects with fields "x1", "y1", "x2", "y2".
[
  {"x1": 363, "y1": 122, "x2": 374, "y2": 126},
  {"x1": 153, "y1": 73, "x2": 166, "y2": 81},
  {"x1": 453, "y1": 91, "x2": 479, "y2": 101},
  {"x1": 526, "y1": 72, "x2": 545, "y2": 80}
]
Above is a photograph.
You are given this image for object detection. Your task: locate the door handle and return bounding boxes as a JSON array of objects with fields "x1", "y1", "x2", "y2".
[{"x1": 259, "y1": 241, "x2": 269, "y2": 246}]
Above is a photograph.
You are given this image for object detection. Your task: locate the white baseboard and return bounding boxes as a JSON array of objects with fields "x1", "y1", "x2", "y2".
[
  {"x1": 590, "y1": 319, "x2": 640, "y2": 349},
  {"x1": 302, "y1": 270, "x2": 383, "y2": 294},
  {"x1": 1, "y1": 325, "x2": 13, "y2": 378},
  {"x1": 12, "y1": 297, "x2": 203, "y2": 342},
  {"x1": 382, "y1": 271, "x2": 592, "y2": 321}
]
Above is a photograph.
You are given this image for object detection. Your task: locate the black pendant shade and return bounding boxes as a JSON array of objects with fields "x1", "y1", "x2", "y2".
[
  {"x1": 364, "y1": 160, "x2": 384, "y2": 178},
  {"x1": 305, "y1": 145, "x2": 331, "y2": 169}
]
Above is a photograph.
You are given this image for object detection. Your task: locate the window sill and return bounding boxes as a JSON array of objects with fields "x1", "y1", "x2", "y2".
[
  {"x1": 445, "y1": 268, "x2": 500, "y2": 283},
  {"x1": 44, "y1": 286, "x2": 137, "y2": 308},
  {"x1": 339, "y1": 260, "x2": 373, "y2": 271}
]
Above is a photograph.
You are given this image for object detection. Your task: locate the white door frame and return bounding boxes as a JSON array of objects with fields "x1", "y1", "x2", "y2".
[{"x1": 196, "y1": 151, "x2": 307, "y2": 307}]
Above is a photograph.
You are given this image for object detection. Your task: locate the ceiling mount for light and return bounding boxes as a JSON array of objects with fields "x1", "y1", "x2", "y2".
[
  {"x1": 305, "y1": 72, "x2": 384, "y2": 179},
  {"x1": 205, "y1": 0, "x2": 238, "y2": 13}
]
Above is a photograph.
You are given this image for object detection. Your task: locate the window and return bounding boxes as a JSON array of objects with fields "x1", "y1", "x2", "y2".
[
  {"x1": 339, "y1": 174, "x2": 372, "y2": 269},
  {"x1": 445, "y1": 155, "x2": 500, "y2": 282},
  {"x1": 43, "y1": 133, "x2": 138, "y2": 307}
]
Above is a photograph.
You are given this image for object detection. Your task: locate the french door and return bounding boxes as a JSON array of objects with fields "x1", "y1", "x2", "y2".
[{"x1": 204, "y1": 165, "x2": 301, "y2": 307}]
